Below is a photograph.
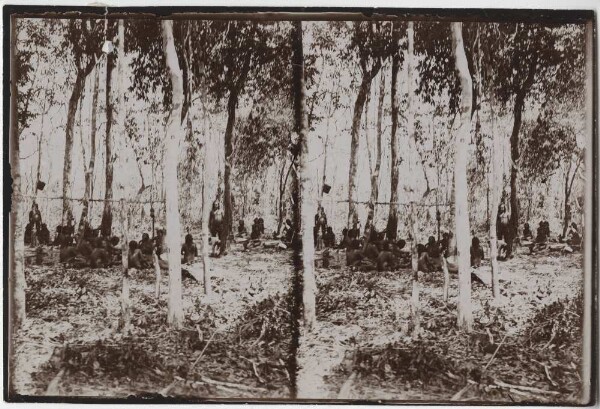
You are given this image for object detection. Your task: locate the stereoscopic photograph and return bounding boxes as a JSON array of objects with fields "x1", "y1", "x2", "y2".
[{"x1": 4, "y1": 6, "x2": 596, "y2": 404}]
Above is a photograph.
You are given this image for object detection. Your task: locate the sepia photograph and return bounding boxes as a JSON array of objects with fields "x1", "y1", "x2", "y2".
[{"x1": 4, "y1": 6, "x2": 597, "y2": 404}]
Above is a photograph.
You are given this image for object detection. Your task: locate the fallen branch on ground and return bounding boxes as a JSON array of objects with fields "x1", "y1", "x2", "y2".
[{"x1": 197, "y1": 376, "x2": 269, "y2": 392}]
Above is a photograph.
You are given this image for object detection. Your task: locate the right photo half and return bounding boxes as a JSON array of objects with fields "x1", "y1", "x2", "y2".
[{"x1": 294, "y1": 14, "x2": 595, "y2": 404}]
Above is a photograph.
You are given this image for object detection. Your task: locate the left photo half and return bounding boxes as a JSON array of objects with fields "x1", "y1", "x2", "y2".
[{"x1": 6, "y1": 11, "x2": 303, "y2": 401}]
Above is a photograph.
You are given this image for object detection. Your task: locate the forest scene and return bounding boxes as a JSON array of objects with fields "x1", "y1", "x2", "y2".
[{"x1": 7, "y1": 10, "x2": 593, "y2": 404}]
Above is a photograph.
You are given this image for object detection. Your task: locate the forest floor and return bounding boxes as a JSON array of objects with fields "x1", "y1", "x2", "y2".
[
  {"x1": 299, "y1": 246, "x2": 585, "y2": 403},
  {"x1": 13, "y1": 244, "x2": 294, "y2": 400}
]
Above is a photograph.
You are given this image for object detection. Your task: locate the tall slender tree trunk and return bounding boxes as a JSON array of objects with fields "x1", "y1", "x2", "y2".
[
  {"x1": 222, "y1": 89, "x2": 239, "y2": 253},
  {"x1": 79, "y1": 63, "x2": 100, "y2": 232},
  {"x1": 161, "y1": 19, "x2": 185, "y2": 328},
  {"x1": 101, "y1": 51, "x2": 115, "y2": 237},
  {"x1": 9, "y1": 24, "x2": 27, "y2": 395},
  {"x1": 201, "y1": 152, "x2": 212, "y2": 295},
  {"x1": 387, "y1": 54, "x2": 400, "y2": 241},
  {"x1": 509, "y1": 92, "x2": 525, "y2": 238},
  {"x1": 364, "y1": 71, "x2": 385, "y2": 240},
  {"x1": 489, "y1": 88, "x2": 501, "y2": 300},
  {"x1": 348, "y1": 76, "x2": 371, "y2": 229},
  {"x1": 451, "y1": 22, "x2": 473, "y2": 332},
  {"x1": 293, "y1": 20, "x2": 317, "y2": 331},
  {"x1": 277, "y1": 158, "x2": 293, "y2": 235},
  {"x1": 581, "y1": 19, "x2": 593, "y2": 404},
  {"x1": 63, "y1": 63, "x2": 94, "y2": 226}
]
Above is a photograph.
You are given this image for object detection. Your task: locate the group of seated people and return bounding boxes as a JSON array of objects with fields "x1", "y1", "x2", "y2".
[
  {"x1": 313, "y1": 206, "x2": 336, "y2": 250},
  {"x1": 344, "y1": 227, "x2": 411, "y2": 272},
  {"x1": 523, "y1": 220, "x2": 581, "y2": 253},
  {"x1": 342, "y1": 223, "x2": 488, "y2": 274},
  {"x1": 24, "y1": 202, "x2": 51, "y2": 246},
  {"x1": 59, "y1": 221, "x2": 203, "y2": 272},
  {"x1": 59, "y1": 226, "x2": 122, "y2": 268}
]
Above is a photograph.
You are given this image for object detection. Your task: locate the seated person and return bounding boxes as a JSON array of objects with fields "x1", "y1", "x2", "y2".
[
  {"x1": 238, "y1": 220, "x2": 247, "y2": 236},
  {"x1": 470, "y1": 237, "x2": 484, "y2": 267},
  {"x1": 38, "y1": 223, "x2": 50, "y2": 245},
  {"x1": 139, "y1": 233, "x2": 154, "y2": 256},
  {"x1": 439, "y1": 232, "x2": 453, "y2": 258},
  {"x1": 282, "y1": 219, "x2": 294, "y2": 243},
  {"x1": 181, "y1": 233, "x2": 198, "y2": 264},
  {"x1": 128, "y1": 240, "x2": 151, "y2": 270},
  {"x1": 25, "y1": 223, "x2": 33, "y2": 245},
  {"x1": 418, "y1": 238, "x2": 444, "y2": 273},
  {"x1": 250, "y1": 218, "x2": 262, "y2": 240},
  {"x1": 339, "y1": 228, "x2": 350, "y2": 249},
  {"x1": 323, "y1": 226, "x2": 336, "y2": 248},
  {"x1": 536, "y1": 221, "x2": 548, "y2": 244},
  {"x1": 153, "y1": 229, "x2": 166, "y2": 259},
  {"x1": 522, "y1": 222, "x2": 533, "y2": 241},
  {"x1": 566, "y1": 222, "x2": 582, "y2": 248},
  {"x1": 376, "y1": 241, "x2": 397, "y2": 272}
]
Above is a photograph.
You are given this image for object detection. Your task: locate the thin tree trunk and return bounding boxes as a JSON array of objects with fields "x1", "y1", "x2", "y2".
[
  {"x1": 79, "y1": 63, "x2": 100, "y2": 232},
  {"x1": 62, "y1": 62, "x2": 94, "y2": 226},
  {"x1": 293, "y1": 20, "x2": 317, "y2": 331},
  {"x1": 201, "y1": 151, "x2": 212, "y2": 295},
  {"x1": 116, "y1": 21, "x2": 131, "y2": 334},
  {"x1": 369, "y1": 72, "x2": 385, "y2": 230},
  {"x1": 387, "y1": 53, "x2": 400, "y2": 241},
  {"x1": 410, "y1": 203, "x2": 420, "y2": 338},
  {"x1": 319, "y1": 120, "x2": 331, "y2": 205},
  {"x1": 222, "y1": 89, "x2": 239, "y2": 253},
  {"x1": 119, "y1": 200, "x2": 131, "y2": 335},
  {"x1": 277, "y1": 158, "x2": 293, "y2": 235},
  {"x1": 581, "y1": 19, "x2": 593, "y2": 404},
  {"x1": 489, "y1": 88, "x2": 501, "y2": 300},
  {"x1": 9, "y1": 23, "x2": 27, "y2": 396},
  {"x1": 509, "y1": 92, "x2": 525, "y2": 239},
  {"x1": 154, "y1": 253, "x2": 161, "y2": 298},
  {"x1": 101, "y1": 50, "x2": 115, "y2": 237},
  {"x1": 451, "y1": 22, "x2": 473, "y2": 332},
  {"x1": 161, "y1": 19, "x2": 185, "y2": 328},
  {"x1": 348, "y1": 76, "x2": 371, "y2": 229}
]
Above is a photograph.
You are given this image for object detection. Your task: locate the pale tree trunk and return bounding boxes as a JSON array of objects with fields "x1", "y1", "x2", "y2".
[
  {"x1": 293, "y1": 20, "x2": 317, "y2": 331},
  {"x1": 451, "y1": 22, "x2": 473, "y2": 332},
  {"x1": 410, "y1": 203, "x2": 420, "y2": 338},
  {"x1": 406, "y1": 23, "x2": 420, "y2": 338},
  {"x1": 79, "y1": 63, "x2": 100, "y2": 232},
  {"x1": 488, "y1": 85, "x2": 504, "y2": 299},
  {"x1": 364, "y1": 71, "x2": 385, "y2": 239},
  {"x1": 562, "y1": 154, "x2": 582, "y2": 237},
  {"x1": 319, "y1": 125, "x2": 330, "y2": 205},
  {"x1": 63, "y1": 60, "x2": 95, "y2": 226},
  {"x1": 154, "y1": 253, "x2": 161, "y2": 298},
  {"x1": 581, "y1": 19, "x2": 593, "y2": 404},
  {"x1": 101, "y1": 49, "x2": 115, "y2": 237},
  {"x1": 348, "y1": 60, "x2": 380, "y2": 228},
  {"x1": 277, "y1": 158, "x2": 293, "y2": 235},
  {"x1": 489, "y1": 151, "x2": 501, "y2": 299},
  {"x1": 118, "y1": 200, "x2": 131, "y2": 335},
  {"x1": 35, "y1": 82, "x2": 52, "y2": 200},
  {"x1": 387, "y1": 53, "x2": 400, "y2": 241},
  {"x1": 117, "y1": 21, "x2": 131, "y2": 335},
  {"x1": 198, "y1": 95, "x2": 213, "y2": 296},
  {"x1": 489, "y1": 90, "x2": 501, "y2": 300},
  {"x1": 161, "y1": 20, "x2": 184, "y2": 328},
  {"x1": 9, "y1": 25, "x2": 27, "y2": 395}
]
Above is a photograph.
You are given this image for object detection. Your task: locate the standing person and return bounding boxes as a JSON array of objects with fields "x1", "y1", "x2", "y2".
[
  {"x1": 29, "y1": 202, "x2": 42, "y2": 246},
  {"x1": 497, "y1": 202, "x2": 513, "y2": 259},
  {"x1": 209, "y1": 200, "x2": 226, "y2": 256}
]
